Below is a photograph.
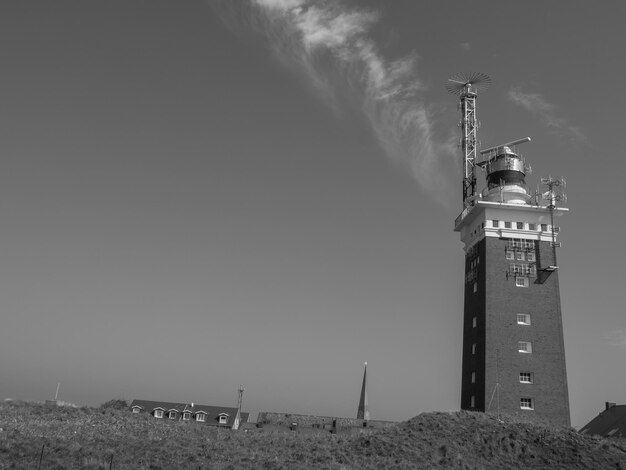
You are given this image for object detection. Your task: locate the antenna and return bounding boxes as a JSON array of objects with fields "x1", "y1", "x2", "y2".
[
  {"x1": 234, "y1": 384, "x2": 245, "y2": 430},
  {"x1": 479, "y1": 137, "x2": 531, "y2": 158},
  {"x1": 541, "y1": 176, "x2": 567, "y2": 269},
  {"x1": 446, "y1": 72, "x2": 492, "y2": 208},
  {"x1": 237, "y1": 384, "x2": 245, "y2": 411}
]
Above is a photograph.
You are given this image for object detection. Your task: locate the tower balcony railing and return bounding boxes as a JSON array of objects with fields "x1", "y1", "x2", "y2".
[{"x1": 454, "y1": 206, "x2": 472, "y2": 229}]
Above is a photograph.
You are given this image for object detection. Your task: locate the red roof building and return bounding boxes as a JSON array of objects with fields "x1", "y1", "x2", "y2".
[
  {"x1": 129, "y1": 399, "x2": 247, "y2": 430},
  {"x1": 580, "y1": 402, "x2": 626, "y2": 438}
]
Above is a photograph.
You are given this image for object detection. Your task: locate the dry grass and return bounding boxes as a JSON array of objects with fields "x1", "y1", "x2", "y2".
[{"x1": 1, "y1": 401, "x2": 625, "y2": 469}]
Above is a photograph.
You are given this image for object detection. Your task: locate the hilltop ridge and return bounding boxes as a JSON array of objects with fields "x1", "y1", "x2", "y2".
[{"x1": 1, "y1": 402, "x2": 625, "y2": 469}]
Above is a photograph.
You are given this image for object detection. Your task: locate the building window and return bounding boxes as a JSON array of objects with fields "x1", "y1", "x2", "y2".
[
  {"x1": 517, "y1": 222, "x2": 524, "y2": 230},
  {"x1": 518, "y1": 341, "x2": 532, "y2": 353},
  {"x1": 520, "y1": 398, "x2": 534, "y2": 410},
  {"x1": 517, "y1": 314, "x2": 531, "y2": 325},
  {"x1": 219, "y1": 415, "x2": 229, "y2": 424},
  {"x1": 472, "y1": 316, "x2": 477, "y2": 328},
  {"x1": 516, "y1": 277, "x2": 529, "y2": 288},
  {"x1": 506, "y1": 251, "x2": 514, "y2": 260},
  {"x1": 519, "y1": 372, "x2": 533, "y2": 383},
  {"x1": 528, "y1": 223, "x2": 536, "y2": 231},
  {"x1": 504, "y1": 221, "x2": 512, "y2": 229},
  {"x1": 168, "y1": 411, "x2": 177, "y2": 420},
  {"x1": 526, "y1": 252, "x2": 535, "y2": 262},
  {"x1": 516, "y1": 252, "x2": 525, "y2": 261},
  {"x1": 132, "y1": 407, "x2": 141, "y2": 414},
  {"x1": 492, "y1": 220, "x2": 500, "y2": 228},
  {"x1": 473, "y1": 282, "x2": 477, "y2": 293},
  {"x1": 154, "y1": 409, "x2": 164, "y2": 419},
  {"x1": 196, "y1": 413, "x2": 206, "y2": 422},
  {"x1": 472, "y1": 343, "x2": 477, "y2": 355},
  {"x1": 182, "y1": 412, "x2": 191, "y2": 421},
  {"x1": 471, "y1": 372, "x2": 476, "y2": 383},
  {"x1": 470, "y1": 396, "x2": 475, "y2": 408},
  {"x1": 541, "y1": 224, "x2": 548, "y2": 231}
]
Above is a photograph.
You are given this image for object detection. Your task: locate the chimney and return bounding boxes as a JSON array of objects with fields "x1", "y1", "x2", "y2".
[{"x1": 605, "y1": 402, "x2": 616, "y2": 410}]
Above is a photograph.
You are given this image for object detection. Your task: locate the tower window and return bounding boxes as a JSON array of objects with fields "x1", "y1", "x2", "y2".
[
  {"x1": 472, "y1": 316, "x2": 477, "y2": 328},
  {"x1": 518, "y1": 341, "x2": 533, "y2": 353},
  {"x1": 471, "y1": 372, "x2": 476, "y2": 383},
  {"x1": 492, "y1": 220, "x2": 500, "y2": 228},
  {"x1": 504, "y1": 221, "x2": 512, "y2": 229},
  {"x1": 515, "y1": 277, "x2": 529, "y2": 288},
  {"x1": 517, "y1": 314, "x2": 531, "y2": 325},
  {"x1": 528, "y1": 223, "x2": 536, "y2": 230},
  {"x1": 473, "y1": 282, "x2": 477, "y2": 293},
  {"x1": 470, "y1": 396, "x2": 475, "y2": 408},
  {"x1": 516, "y1": 252, "x2": 525, "y2": 261},
  {"x1": 519, "y1": 372, "x2": 533, "y2": 383},
  {"x1": 517, "y1": 222, "x2": 524, "y2": 230},
  {"x1": 471, "y1": 343, "x2": 477, "y2": 355},
  {"x1": 527, "y1": 252, "x2": 535, "y2": 262},
  {"x1": 520, "y1": 398, "x2": 534, "y2": 410},
  {"x1": 541, "y1": 224, "x2": 548, "y2": 231},
  {"x1": 506, "y1": 251, "x2": 514, "y2": 260}
]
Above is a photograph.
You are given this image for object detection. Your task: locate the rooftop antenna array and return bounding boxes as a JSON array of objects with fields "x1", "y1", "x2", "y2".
[
  {"x1": 446, "y1": 72, "x2": 492, "y2": 208},
  {"x1": 541, "y1": 176, "x2": 567, "y2": 268}
]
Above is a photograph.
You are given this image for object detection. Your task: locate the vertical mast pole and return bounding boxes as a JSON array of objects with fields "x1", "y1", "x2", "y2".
[{"x1": 460, "y1": 85, "x2": 478, "y2": 207}]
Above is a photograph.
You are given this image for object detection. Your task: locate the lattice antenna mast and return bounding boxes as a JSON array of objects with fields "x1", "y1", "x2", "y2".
[
  {"x1": 541, "y1": 176, "x2": 567, "y2": 267},
  {"x1": 446, "y1": 73, "x2": 492, "y2": 208}
]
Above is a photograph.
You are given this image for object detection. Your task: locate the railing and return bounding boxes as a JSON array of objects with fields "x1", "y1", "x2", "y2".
[{"x1": 454, "y1": 206, "x2": 471, "y2": 229}]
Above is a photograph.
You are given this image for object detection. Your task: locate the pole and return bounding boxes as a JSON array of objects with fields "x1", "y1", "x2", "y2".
[{"x1": 37, "y1": 444, "x2": 45, "y2": 470}]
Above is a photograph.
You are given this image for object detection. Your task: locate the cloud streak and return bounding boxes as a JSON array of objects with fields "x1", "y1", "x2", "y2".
[
  {"x1": 508, "y1": 87, "x2": 588, "y2": 144},
  {"x1": 605, "y1": 329, "x2": 626, "y2": 349},
  {"x1": 217, "y1": 0, "x2": 457, "y2": 202}
]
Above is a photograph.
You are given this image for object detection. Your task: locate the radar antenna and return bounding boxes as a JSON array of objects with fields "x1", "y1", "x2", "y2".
[
  {"x1": 541, "y1": 176, "x2": 567, "y2": 269},
  {"x1": 446, "y1": 72, "x2": 492, "y2": 208}
]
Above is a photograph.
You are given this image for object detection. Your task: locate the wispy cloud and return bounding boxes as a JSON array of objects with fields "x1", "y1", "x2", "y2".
[
  {"x1": 459, "y1": 42, "x2": 471, "y2": 50},
  {"x1": 508, "y1": 87, "x2": 588, "y2": 144},
  {"x1": 215, "y1": 0, "x2": 457, "y2": 203},
  {"x1": 605, "y1": 329, "x2": 626, "y2": 348}
]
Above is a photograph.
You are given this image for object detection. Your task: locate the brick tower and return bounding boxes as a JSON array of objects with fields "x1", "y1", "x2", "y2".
[
  {"x1": 447, "y1": 73, "x2": 569, "y2": 426},
  {"x1": 454, "y1": 146, "x2": 570, "y2": 426}
]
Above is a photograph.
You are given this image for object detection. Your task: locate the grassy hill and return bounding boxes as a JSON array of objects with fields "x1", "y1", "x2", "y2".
[{"x1": 1, "y1": 401, "x2": 625, "y2": 469}]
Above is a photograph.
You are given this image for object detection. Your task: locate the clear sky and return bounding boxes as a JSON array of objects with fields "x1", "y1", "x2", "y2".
[{"x1": 1, "y1": 0, "x2": 624, "y2": 429}]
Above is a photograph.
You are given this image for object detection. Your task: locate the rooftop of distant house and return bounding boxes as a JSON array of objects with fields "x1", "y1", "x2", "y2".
[{"x1": 129, "y1": 399, "x2": 247, "y2": 429}]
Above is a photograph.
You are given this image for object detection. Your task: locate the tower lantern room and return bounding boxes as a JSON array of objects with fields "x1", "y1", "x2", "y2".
[{"x1": 478, "y1": 140, "x2": 533, "y2": 205}]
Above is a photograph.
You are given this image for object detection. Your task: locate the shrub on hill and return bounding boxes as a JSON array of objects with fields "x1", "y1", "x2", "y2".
[{"x1": 99, "y1": 399, "x2": 129, "y2": 411}]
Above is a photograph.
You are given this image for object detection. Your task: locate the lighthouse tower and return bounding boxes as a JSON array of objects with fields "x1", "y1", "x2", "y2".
[{"x1": 448, "y1": 74, "x2": 570, "y2": 426}]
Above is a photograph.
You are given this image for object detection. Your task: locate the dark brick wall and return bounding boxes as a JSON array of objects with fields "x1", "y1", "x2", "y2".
[
  {"x1": 461, "y1": 239, "x2": 486, "y2": 411},
  {"x1": 461, "y1": 236, "x2": 570, "y2": 427}
]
